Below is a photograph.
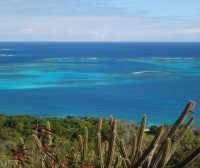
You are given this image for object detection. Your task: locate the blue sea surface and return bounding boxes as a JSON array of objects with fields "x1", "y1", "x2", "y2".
[{"x1": 0, "y1": 42, "x2": 200, "y2": 125}]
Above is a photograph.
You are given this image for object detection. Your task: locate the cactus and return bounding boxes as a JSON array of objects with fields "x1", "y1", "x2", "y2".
[
  {"x1": 109, "y1": 116, "x2": 114, "y2": 126},
  {"x1": 117, "y1": 139, "x2": 131, "y2": 166},
  {"x1": 95, "y1": 133, "x2": 102, "y2": 157},
  {"x1": 132, "y1": 125, "x2": 164, "y2": 168},
  {"x1": 32, "y1": 134, "x2": 42, "y2": 149},
  {"x1": 46, "y1": 121, "x2": 53, "y2": 146},
  {"x1": 95, "y1": 133, "x2": 103, "y2": 168},
  {"x1": 164, "y1": 100, "x2": 195, "y2": 140},
  {"x1": 105, "y1": 119, "x2": 117, "y2": 168},
  {"x1": 122, "y1": 158, "x2": 128, "y2": 168},
  {"x1": 131, "y1": 134, "x2": 137, "y2": 163},
  {"x1": 171, "y1": 147, "x2": 200, "y2": 168},
  {"x1": 95, "y1": 118, "x2": 103, "y2": 159},
  {"x1": 104, "y1": 141, "x2": 109, "y2": 165},
  {"x1": 114, "y1": 156, "x2": 119, "y2": 168},
  {"x1": 96, "y1": 118, "x2": 102, "y2": 135},
  {"x1": 77, "y1": 127, "x2": 88, "y2": 163},
  {"x1": 8, "y1": 100, "x2": 200, "y2": 168},
  {"x1": 158, "y1": 138, "x2": 171, "y2": 168},
  {"x1": 83, "y1": 127, "x2": 88, "y2": 161},
  {"x1": 78, "y1": 135, "x2": 84, "y2": 162},
  {"x1": 167, "y1": 116, "x2": 195, "y2": 162},
  {"x1": 133, "y1": 114, "x2": 146, "y2": 163}
]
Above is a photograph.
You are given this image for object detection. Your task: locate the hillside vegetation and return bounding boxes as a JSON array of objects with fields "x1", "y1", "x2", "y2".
[{"x1": 0, "y1": 101, "x2": 200, "y2": 167}]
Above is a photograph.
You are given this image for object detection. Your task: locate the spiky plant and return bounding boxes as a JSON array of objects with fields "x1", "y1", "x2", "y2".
[{"x1": 8, "y1": 100, "x2": 200, "y2": 168}]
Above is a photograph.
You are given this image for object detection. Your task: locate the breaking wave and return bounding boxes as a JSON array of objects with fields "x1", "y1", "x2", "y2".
[
  {"x1": 0, "y1": 54, "x2": 14, "y2": 57},
  {"x1": 132, "y1": 71, "x2": 163, "y2": 75}
]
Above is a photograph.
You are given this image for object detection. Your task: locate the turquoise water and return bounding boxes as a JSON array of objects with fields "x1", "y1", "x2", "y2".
[{"x1": 0, "y1": 42, "x2": 200, "y2": 125}]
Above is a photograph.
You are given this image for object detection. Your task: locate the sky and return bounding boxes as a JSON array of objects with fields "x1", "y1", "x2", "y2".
[{"x1": 0, "y1": 0, "x2": 200, "y2": 42}]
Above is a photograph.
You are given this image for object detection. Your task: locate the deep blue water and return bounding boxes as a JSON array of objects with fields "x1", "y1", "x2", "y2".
[{"x1": 0, "y1": 42, "x2": 200, "y2": 125}]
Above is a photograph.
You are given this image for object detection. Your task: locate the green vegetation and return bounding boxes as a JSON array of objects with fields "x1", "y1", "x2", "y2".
[{"x1": 0, "y1": 101, "x2": 200, "y2": 167}]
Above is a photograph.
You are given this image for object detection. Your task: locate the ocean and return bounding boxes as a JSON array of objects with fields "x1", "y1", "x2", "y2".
[{"x1": 0, "y1": 42, "x2": 200, "y2": 125}]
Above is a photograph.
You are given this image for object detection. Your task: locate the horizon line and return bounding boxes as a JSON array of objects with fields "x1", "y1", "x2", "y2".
[{"x1": 0, "y1": 41, "x2": 200, "y2": 43}]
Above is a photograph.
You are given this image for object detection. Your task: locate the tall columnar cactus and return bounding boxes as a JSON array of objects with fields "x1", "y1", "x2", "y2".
[
  {"x1": 109, "y1": 116, "x2": 114, "y2": 127},
  {"x1": 105, "y1": 119, "x2": 117, "y2": 168},
  {"x1": 114, "y1": 156, "x2": 119, "y2": 168},
  {"x1": 131, "y1": 134, "x2": 137, "y2": 163},
  {"x1": 164, "y1": 100, "x2": 195, "y2": 140},
  {"x1": 32, "y1": 134, "x2": 42, "y2": 149},
  {"x1": 96, "y1": 118, "x2": 102, "y2": 135},
  {"x1": 19, "y1": 136, "x2": 25, "y2": 150},
  {"x1": 104, "y1": 141, "x2": 109, "y2": 165},
  {"x1": 117, "y1": 139, "x2": 131, "y2": 166},
  {"x1": 9, "y1": 100, "x2": 200, "y2": 168},
  {"x1": 133, "y1": 114, "x2": 146, "y2": 163},
  {"x1": 46, "y1": 121, "x2": 52, "y2": 146},
  {"x1": 171, "y1": 147, "x2": 200, "y2": 168},
  {"x1": 95, "y1": 133, "x2": 102, "y2": 157},
  {"x1": 167, "y1": 116, "x2": 195, "y2": 162},
  {"x1": 158, "y1": 138, "x2": 171, "y2": 168},
  {"x1": 95, "y1": 133, "x2": 103, "y2": 168},
  {"x1": 83, "y1": 127, "x2": 88, "y2": 162},
  {"x1": 78, "y1": 135, "x2": 84, "y2": 162},
  {"x1": 122, "y1": 158, "x2": 128, "y2": 168},
  {"x1": 150, "y1": 101, "x2": 196, "y2": 168},
  {"x1": 131, "y1": 125, "x2": 164, "y2": 168},
  {"x1": 95, "y1": 118, "x2": 102, "y2": 158},
  {"x1": 78, "y1": 127, "x2": 88, "y2": 163}
]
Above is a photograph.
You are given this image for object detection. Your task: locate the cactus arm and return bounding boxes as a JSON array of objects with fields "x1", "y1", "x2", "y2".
[
  {"x1": 133, "y1": 114, "x2": 146, "y2": 163},
  {"x1": 46, "y1": 121, "x2": 52, "y2": 146},
  {"x1": 132, "y1": 125, "x2": 164, "y2": 168},
  {"x1": 114, "y1": 156, "x2": 119, "y2": 168},
  {"x1": 117, "y1": 139, "x2": 131, "y2": 167},
  {"x1": 131, "y1": 134, "x2": 137, "y2": 163},
  {"x1": 32, "y1": 134, "x2": 42, "y2": 149},
  {"x1": 159, "y1": 138, "x2": 171, "y2": 168},
  {"x1": 96, "y1": 118, "x2": 102, "y2": 135},
  {"x1": 105, "y1": 119, "x2": 117, "y2": 168},
  {"x1": 166, "y1": 101, "x2": 195, "y2": 139},
  {"x1": 122, "y1": 158, "x2": 128, "y2": 168},
  {"x1": 171, "y1": 147, "x2": 200, "y2": 168},
  {"x1": 78, "y1": 135, "x2": 84, "y2": 162},
  {"x1": 83, "y1": 127, "x2": 88, "y2": 162},
  {"x1": 167, "y1": 116, "x2": 195, "y2": 161}
]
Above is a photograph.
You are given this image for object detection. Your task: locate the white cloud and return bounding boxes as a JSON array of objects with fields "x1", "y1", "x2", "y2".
[
  {"x1": 22, "y1": 28, "x2": 34, "y2": 34},
  {"x1": 174, "y1": 28, "x2": 200, "y2": 34},
  {"x1": 0, "y1": 15, "x2": 200, "y2": 41}
]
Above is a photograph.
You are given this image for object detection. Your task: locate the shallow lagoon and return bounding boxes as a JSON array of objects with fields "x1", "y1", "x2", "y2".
[{"x1": 0, "y1": 42, "x2": 200, "y2": 125}]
